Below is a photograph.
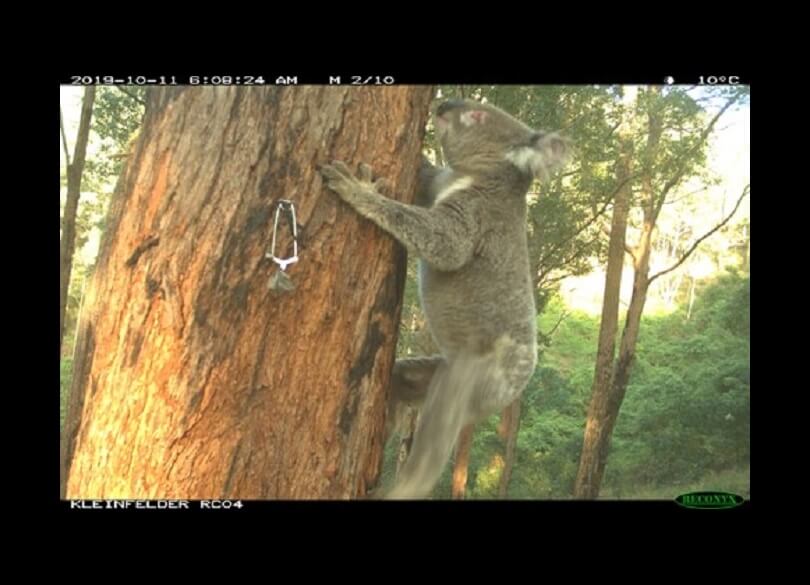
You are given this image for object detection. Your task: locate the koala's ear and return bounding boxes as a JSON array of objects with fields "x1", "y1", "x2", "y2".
[
  {"x1": 507, "y1": 132, "x2": 572, "y2": 180},
  {"x1": 459, "y1": 110, "x2": 489, "y2": 127},
  {"x1": 534, "y1": 132, "x2": 570, "y2": 162}
]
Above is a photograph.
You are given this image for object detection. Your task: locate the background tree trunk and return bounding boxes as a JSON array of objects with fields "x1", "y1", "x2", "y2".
[
  {"x1": 498, "y1": 399, "x2": 521, "y2": 497},
  {"x1": 60, "y1": 85, "x2": 435, "y2": 499},
  {"x1": 742, "y1": 224, "x2": 750, "y2": 272},
  {"x1": 573, "y1": 88, "x2": 635, "y2": 499},
  {"x1": 60, "y1": 86, "x2": 96, "y2": 355},
  {"x1": 572, "y1": 87, "x2": 743, "y2": 498},
  {"x1": 395, "y1": 406, "x2": 419, "y2": 476},
  {"x1": 451, "y1": 424, "x2": 474, "y2": 499}
]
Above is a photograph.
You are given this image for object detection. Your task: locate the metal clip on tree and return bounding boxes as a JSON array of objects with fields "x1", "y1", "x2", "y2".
[{"x1": 266, "y1": 199, "x2": 299, "y2": 293}]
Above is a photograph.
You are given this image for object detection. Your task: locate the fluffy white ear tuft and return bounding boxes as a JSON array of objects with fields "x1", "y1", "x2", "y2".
[
  {"x1": 537, "y1": 133, "x2": 570, "y2": 165},
  {"x1": 506, "y1": 132, "x2": 571, "y2": 180}
]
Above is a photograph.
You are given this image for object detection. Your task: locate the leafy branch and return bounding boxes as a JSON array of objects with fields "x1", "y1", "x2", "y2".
[{"x1": 649, "y1": 184, "x2": 750, "y2": 285}]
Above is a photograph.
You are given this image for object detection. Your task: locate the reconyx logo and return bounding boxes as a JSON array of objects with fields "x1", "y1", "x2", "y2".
[{"x1": 675, "y1": 491, "x2": 745, "y2": 509}]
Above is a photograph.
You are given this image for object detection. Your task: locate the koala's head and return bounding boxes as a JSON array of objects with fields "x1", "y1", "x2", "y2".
[{"x1": 434, "y1": 99, "x2": 571, "y2": 181}]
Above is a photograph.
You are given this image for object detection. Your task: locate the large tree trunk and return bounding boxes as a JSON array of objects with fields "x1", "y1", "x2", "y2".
[
  {"x1": 573, "y1": 88, "x2": 636, "y2": 499},
  {"x1": 60, "y1": 85, "x2": 435, "y2": 499},
  {"x1": 60, "y1": 86, "x2": 96, "y2": 355}
]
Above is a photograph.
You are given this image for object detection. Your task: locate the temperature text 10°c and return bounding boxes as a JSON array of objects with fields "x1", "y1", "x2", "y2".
[{"x1": 698, "y1": 76, "x2": 741, "y2": 85}]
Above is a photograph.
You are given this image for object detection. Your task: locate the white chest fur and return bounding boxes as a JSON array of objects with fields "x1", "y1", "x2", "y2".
[{"x1": 434, "y1": 176, "x2": 473, "y2": 205}]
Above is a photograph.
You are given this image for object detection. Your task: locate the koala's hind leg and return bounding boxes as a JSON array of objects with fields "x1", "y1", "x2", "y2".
[
  {"x1": 385, "y1": 356, "x2": 444, "y2": 441},
  {"x1": 385, "y1": 343, "x2": 537, "y2": 499},
  {"x1": 391, "y1": 356, "x2": 444, "y2": 406},
  {"x1": 385, "y1": 355, "x2": 481, "y2": 499},
  {"x1": 471, "y1": 339, "x2": 537, "y2": 420}
]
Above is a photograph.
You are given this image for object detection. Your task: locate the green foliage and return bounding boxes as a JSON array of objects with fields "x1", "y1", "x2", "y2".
[
  {"x1": 60, "y1": 359, "x2": 73, "y2": 431},
  {"x1": 396, "y1": 257, "x2": 435, "y2": 358},
  {"x1": 534, "y1": 272, "x2": 747, "y2": 497},
  {"x1": 61, "y1": 87, "x2": 145, "y2": 355},
  {"x1": 601, "y1": 465, "x2": 750, "y2": 500},
  {"x1": 386, "y1": 271, "x2": 749, "y2": 498},
  {"x1": 87, "y1": 87, "x2": 145, "y2": 185},
  {"x1": 507, "y1": 367, "x2": 587, "y2": 498},
  {"x1": 592, "y1": 271, "x2": 749, "y2": 494}
]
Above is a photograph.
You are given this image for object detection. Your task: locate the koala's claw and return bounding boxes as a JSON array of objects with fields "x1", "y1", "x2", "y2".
[
  {"x1": 373, "y1": 177, "x2": 391, "y2": 195},
  {"x1": 329, "y1": 160, "x2": 354, "y2": 178},
  {"x1": 320, "y1": 160, "x2": 352, "y2": 183},
  {"x1": 320, "y1": 160, "x2": 388, "y2": 205},
  {"x1": 358, "y1": 163, "x2": 374, "y2": 183},
  {"x1": 320, "y1": 160, "x2": 357, "y2": 201}
]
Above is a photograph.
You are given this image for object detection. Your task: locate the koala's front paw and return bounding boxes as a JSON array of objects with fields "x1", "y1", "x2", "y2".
[{"x1": 319, "y1": 160, "x2": 388, "y2": 207}]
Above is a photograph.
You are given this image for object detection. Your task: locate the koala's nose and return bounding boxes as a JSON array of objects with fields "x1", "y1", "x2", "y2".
[{"x1": 436, "y1": 99, "x2": 465, "y2": 117}]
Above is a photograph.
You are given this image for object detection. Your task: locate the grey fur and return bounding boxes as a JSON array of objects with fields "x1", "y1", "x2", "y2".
[
  {"x1": 320, "y1": 99, "x2": 571, "y2": 499},
  {"x1": 414, "y1": 156, "x2": 454, "y2": 208}
]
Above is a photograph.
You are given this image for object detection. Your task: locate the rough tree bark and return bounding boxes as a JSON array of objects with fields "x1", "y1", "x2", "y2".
[
  {"x1": 60, "y1": 86, "x2": 96, "y2": 355},
  {"x1": 60, "y1": 85, "x2": 435, "y2": 499},
  {"x1": 451, "y1": 424, "x2": 474, "y2": 499}
]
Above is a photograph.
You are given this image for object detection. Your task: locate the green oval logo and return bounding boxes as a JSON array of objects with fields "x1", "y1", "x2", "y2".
[{"x1": 675, "y1": 491, "x2": 745, "y2": 509}]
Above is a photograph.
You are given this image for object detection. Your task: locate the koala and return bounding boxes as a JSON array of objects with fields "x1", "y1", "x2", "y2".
[{"x1": 319, "y1": 98, "x2": 570, "y2": 499}]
